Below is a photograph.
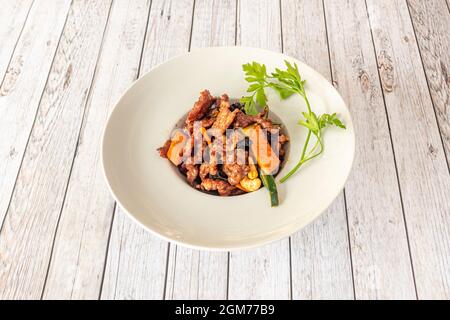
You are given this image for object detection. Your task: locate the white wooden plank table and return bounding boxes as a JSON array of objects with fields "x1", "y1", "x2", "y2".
[{"x1": 0, "y1": 0, "x2": 448, "y2": 300}]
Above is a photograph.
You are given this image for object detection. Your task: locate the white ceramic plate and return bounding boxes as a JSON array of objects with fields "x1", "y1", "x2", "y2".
[{"x1": 102, "y1": 47, "x2": 355, "y2": 250}]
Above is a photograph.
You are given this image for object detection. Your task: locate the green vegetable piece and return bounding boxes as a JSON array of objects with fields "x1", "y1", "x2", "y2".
[{"x1": 260, "y1": 170, "x2": 279, "y2": 207}]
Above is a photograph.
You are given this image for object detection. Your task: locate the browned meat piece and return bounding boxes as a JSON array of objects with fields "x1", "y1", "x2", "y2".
[
  {"x1": 201, "y1": 178, "x2": 235, "y2": 196},
  {"x1": 194, "y1": 139, "x2": 208, "y2": 164},
  {"x1": 226, "y1": 129, "x2": 244, "y2": 149},
  {"x1": 225, "y1": 130, "x2": 245, "y2": 164},
  {"x1": 268, "y1": 129, "x2": 289, "y2": 158},
  {"x1": 209, "y1": 164, "x2": 218, "y2": 176},
  {"x1": 206, "y1": 107, "x2": 219, "y2": 118},
  {"x1": 200, "y1": 107, "x2": 219, "y2": 128},
  {"x1": 233, "y1": 111, "x2": 253, "y2": 128},
  {"x1": 207, "y1": 134, "x2": 225, "y2": 169},
  {"x1": 212, "y1": 94, "x2": 239, "y2": 133},
  {"x1": 233, "y1": 110, "x2": 274, "y2": 129},
  {"x1": 185, "y1": 90, "x2": 216, "y2": 129},
  {"x1": 199, "y1": 163, "x2": 209, "y2": 180},
  {"x1": 278, "y1": 133, "x2": 289, "y2": 157},
  {"x1": 258, "y1": 118, "x2": 274, "y2": 129},
  {"x1": 182, "y1": 135, "x2": 194, "y2": 160},
  {"x1": 222, "y1": 163, "x2": 250, "y2": 185},
  {"x1": 157, "y1": 139, "x2": 171, "y2": 158},
  {"x1": 201, "y1": 117, "x2": 216, "y2": 128},
  {"x1": 230, "y1": 188, "x2": 246, "y2": 196},
  {"x1": 191, "y1": 123, "x2": 207, "y2": 162},
  {"x1": 279, "y1": 133, "x2": 289, "y2": 144},
  {"x1": 199, "y1": 163, "x2": 218, "y2": 180},
  {"x1": 185, "y1": 164, "x2": 199, "y2": 185}
]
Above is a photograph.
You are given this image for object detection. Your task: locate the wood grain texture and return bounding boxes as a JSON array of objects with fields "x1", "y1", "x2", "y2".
[
  {"x1": 165, "y1": 247, "x2": 228, "y2": 300},
  {"x1": 0, "y1": 0, "x2": 71, "y2": 230},
  {"x1": 100, "y1": 207, "x2": 168, "y2": 300},
  {"x1": 42, "y1": 0, "x2": 151, "y2": 300},
  {"x1": 0, "y1": 0, "x2": 112, "y2": 299},
  {"x1": 163, "y1": 0, "x2": 235, "y2": 300},
  {"x1": 407, "y1": 0, "x2": 450, "y2": 166},
  {"x1": 281, "y1": 0, "x2": 354, "y2": 300},
  {"x1": 228, "y1": 0, "x2": 290, "y2": 300},
  {"x1": 324, "y1": 0, "x2": 416, "y2": 299},
  {"x1": 100, "y1": 0, "x2": 195, "y2": 300},
  {"x1": 190, "y1": 0, "x2": 237, "y2": 48},
  {"x1": 236, "y1": 0, "x2": 282, "y2": 50},
  {"x1": 366, "y1": 0, "x2": 450, "y2": 299},
  {"x1": 0, "y1": 0, "x2": 33, "y2": 79}
]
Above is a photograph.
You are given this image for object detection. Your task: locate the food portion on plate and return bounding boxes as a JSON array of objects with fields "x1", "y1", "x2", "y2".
[
  {"x1": 158, "y1": 60, "x2": 346, "y2": 207},
  {"x1": 158, "y1": 90, "x2": 289, "y2": 205}
]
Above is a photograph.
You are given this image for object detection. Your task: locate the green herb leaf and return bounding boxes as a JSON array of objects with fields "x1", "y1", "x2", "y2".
[
  {"x1": 240, "y1": 96, "x2": 258, "y2": 115},
  {"x1": 245, "y1": 77, "x2": 258, "y2": 83},
  {"x1": 318, "y1": 113, "x2": 346, "y2": 129},
  {"x1": 255, "y1": 88, "x2": 267, "y2": 107},
  {"x1": 298, "y1": 111, "x2": 319, "y2": 134},
  {"x1": 246, "y1": 83, "x2": 261, "y2": 93},
  {"x1": 269, "y1": 83, "x2": 295, "y2": 99},
  {"x1": 242, "y1": 62, "x2": 268, "y2": 82}
]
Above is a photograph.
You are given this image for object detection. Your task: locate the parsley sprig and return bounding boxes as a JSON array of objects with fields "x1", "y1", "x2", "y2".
[
  {"x1": 240, "y1": 62, "x2": 271, "y2": 115},
  {"x1": 241, "y1": 60, "x2": 346, "y2": 183}
]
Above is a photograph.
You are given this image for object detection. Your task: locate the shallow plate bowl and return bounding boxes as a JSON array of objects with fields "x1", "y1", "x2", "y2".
[{"x1": 102, "y1": 47, "x2": 355, "y2": 250}]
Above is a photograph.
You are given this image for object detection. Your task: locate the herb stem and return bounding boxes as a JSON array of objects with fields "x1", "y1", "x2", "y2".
[
  {"x1": 308, "y1": 135, "x2": 321, "y2": 155},
  {"x1": 303, "y1": 95, "x2": 312, "y2": 113},
  {"x1": 280, "y1": 129, "x2": 311, "y2": 183},
  {"x1": 300, "y1": 129, "x2": 312, "y2": 161},
  {"x1": 279, "y1": 93, "x2": 314, "y2": 183},
  {"x1": 302, "y1": 138, "x2": 324, "y2": 163}
]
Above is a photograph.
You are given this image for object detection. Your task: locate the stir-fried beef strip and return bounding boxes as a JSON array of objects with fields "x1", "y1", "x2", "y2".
[
  {"x1": 185, "y1": 90, "x2": 216, "y2": 130},
  {"x1": 201, "y1": 117, "x2": 216, "y2": 128},
  {"x1": 184, "y1": 164, "x2": 199, "y2": 185},
  {"x1": 206, "y1": 137, "x2": 223, "y2": 176},
  {"x1": 225, "y1": 130, "x2": 245, "y2": 164},
  {"x1": 233, "y1": 110, "x2": 274, "y2": 129},
  {"x1": 182, "y1": 136, "x2": 194, "y2": 160},
  {"x1": 271, "y1": 131, "x2": 289, "y2": 157},
  {"x1": 222, "y1": 163, "x2": 250, "y2": 186},
  {"x1": 230, "y1": 188, "x2": 246, "y2": 196},
  {"x1": 212, "y1": 94, "x2": 239, "y2": 134},
  {"x1": 200, "y1": 178, "x2": 236, "y2": 196},
  {"x1": 158, "y1": 90, "x2": 288, "y2": 196},
  {"x1": 209, "y1": 164, "x2": 219, "y2": 176},
  {"x1": 199, "y1": 162, "x2": 219, "y2": 179},
  {"x1": 279, "y1": 133, "x2": 289, "y2": 144},
  {"x1": 200, "y1": 107, "x2": 219, "y2": 129},
  {"x1": 199, "y1": 162, "x2": 235, "y2": 196},
  {"x1": 199, "y1": 163, "x2": 210, "y2": 180}
]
